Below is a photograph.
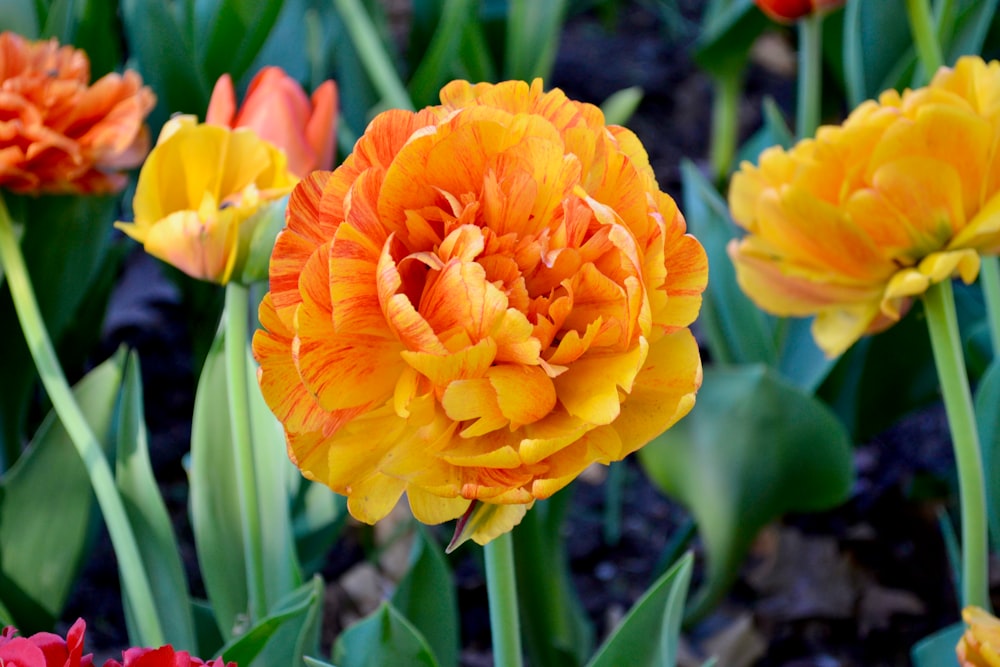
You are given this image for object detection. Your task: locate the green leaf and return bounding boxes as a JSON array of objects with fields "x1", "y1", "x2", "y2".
[
  {"x1": 585, "y1": 552, "x2": 693, "y2": 667},
  {"x1": 638, "y1": 366, "x2": 854, "y2": 621},
  {"x1": 600, "y1": 86, "x2": 644, "y2": 127},
  {"x1": 41, "y1": 0, "x2": 122, "y2": 77},
  {"x1": 0, "y1": 2, "x2": 40, "y2": 37},
  {"x1": 975, "y1": 359, "x2": 1000, "y2": 552},
  {"x1": 407, "y1": 0, "x2": 476, "y2": 108},
  {"x1": 292, "y1": 479, "x2": 348, "y2": 577},
  {"x1": 391, "y1": 527, "x2": 459, "y2": 667},
  {"x1": 332, "y1": 601, "x2": 440, "y2": 667},
  {"x1": 911, "y1": 622, "x2": 965, "y2": 667},
  {"x1": 0, "y1": 352, "x2": 124, "y2": 630},
  {"x1": 194, "y1": 0, "x2": 285, "y2": 86},
  {"x1": 842, "y1": 0, "x2": 916, "y2": 107},
  {"x1": 504, "y1": 0, "x2": 568, "y2": 81},
  {"x1": 680, "y1": 160, "x2": 776, "y2": 366},
  {"x1": 942, "y1": 0, "x2": 999, "y2": 63},
  {"x1": 120, "y1": 0, "x2": 209, "y2": 133},
  {"x1": 220, "y1": 576, "x2": 325, "y2": 667},
  {"x1": 114, "y1": 352, "x2": 196, "y2": 650},
  {"x1": 774, "y1": 317, "x2": 837, "y2": 394},
  {"x1": 513, "y1": 491, "x2": 594, "y2": 667},
  {"x1": 693, "y1": 0, "x2": 767, "y2": 80},
  {"x1": 303, "y1": 658, "x2": 336, "y2": 667},
  {"x1": 189, "y1": 328, "x2": 301, "y2": 641}
]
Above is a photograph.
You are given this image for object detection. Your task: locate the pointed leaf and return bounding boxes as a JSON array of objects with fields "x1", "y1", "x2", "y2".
[
  {"x1": 0, "y1": 353, "x2": 124, "y2": 629},
  {"x1": 115, "y1": 352, "x2": 196, "y2": 650},
  {"x1": 586, "y1": 552, "x2": 694, "y2": 667},
  {"x1": 600, "y1": 86, "x2": 643, "y2": 127},
  {"x1": 514, "y1": 491, "x2": 593, "y2": 667},
  {"x1": 391, "y1": 527, "x2": 459, "y2": 667},
  {"x1": 332, "y1": 601, "x2": 440, "y2": 667},
  {"x1": 220, "y1": 576, "x2": 324, "y2": 667},
  {"x1": 638, "y1": 366, "x2": 854, "y2": 621}
]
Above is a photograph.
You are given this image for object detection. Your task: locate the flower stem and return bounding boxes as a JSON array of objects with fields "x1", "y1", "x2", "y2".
[
  {"x1": 923, "y1": 280, "x2": 990, "y2": 610},
  {"x1": 796, "y1": 12, "x2": 823, "y2": 138},
  {"x1": 484, "y1": 531, "x2": 523, "y2": 667},
  {"x1": 225, "y1": 282, "x2": 268, "y2": 621},
  {"x1": 709, "y1": 72, "x2": 741, "y2": 185},
  {"x1": 906, "y1": 0, "x2": 944, "y2": 76},
  {"x1": 980, "y1": 257, "x2": 1000, "y2": 356},
  {"x1": 0, "y1": 196, "x2": 165, "y2": 646}
]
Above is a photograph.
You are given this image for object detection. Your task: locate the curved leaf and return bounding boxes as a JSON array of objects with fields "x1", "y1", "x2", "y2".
[
  {"x1": 332, "y1": 602, "x2": 440, "y2": 667},
  {"x1": 638, "y1": 366, "x2": 854, "y2": 621}
]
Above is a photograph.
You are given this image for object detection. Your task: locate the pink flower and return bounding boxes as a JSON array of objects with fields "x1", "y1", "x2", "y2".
[{"x1": 206, "y1": 66, "x2": 337, "y2": 178}]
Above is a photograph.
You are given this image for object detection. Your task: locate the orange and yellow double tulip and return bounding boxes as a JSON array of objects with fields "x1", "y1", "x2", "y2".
[{"x1": 253, "y1": 79, "x2": 708, "y2": 543}]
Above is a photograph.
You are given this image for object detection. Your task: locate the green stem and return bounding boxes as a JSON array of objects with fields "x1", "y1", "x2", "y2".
[
  {"x1": 796, "y1": 12, "x2": 823, "y2": 138},
  {"x1": 0, "y1": 196, "x2": 165, "y2": 646},
  {"x1": 980, "y1": 257, "x2": 1000, "y2": 356},
  {"x1": 331, "y1": 0, "x2": 414, "y2": 111},
  {"x1": 484, "y1": 532, "x2": 523, "y2": 667},
  {"x1": 709, "y1": 72, "x2": 741, "y2": 185},
  {"x1": 923, "y1": 280, "x2": 990, "y2": 610},
  {"x1": 225, "y1": 282, "x2": 268, "y2": 621},
  {"x1": 906, "y1": 0, "x2": 944, "y2": 77}
]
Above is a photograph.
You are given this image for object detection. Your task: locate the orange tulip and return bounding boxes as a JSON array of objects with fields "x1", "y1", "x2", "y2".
[
  {"x1": 0, "y1": 32, "x2": 154, "y2": 194},
  {"x1": 253, "y1": 79, "x2": 707, "y2": 544},
  {"x1": 206, "y1": 67, "x2": 336, "y2": 178},
  {"x1": 728, "y1": 56, "x2": 1000, "y2": 357},
  {"x1": 958, "y1": 606, "x2": 1000, "y2": 667},
  {"x1": 754, "y1": 0, "x2": 843, "y2": 22}
]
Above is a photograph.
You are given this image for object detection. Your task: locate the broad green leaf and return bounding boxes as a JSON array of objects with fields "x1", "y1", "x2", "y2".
[
  {"x1": 114, "y1": 352, "x2": 196, "y2": 650},
  {"x1": 680, "y1": 160, "x2": 776, "y2": 366},
  {"x1": 407, "y1": 0, "x2": 476, "y2": 108},
  {"x1": 292, "y1": 479, "x2": 348, "y2": 577},
  {"x1": 600, "y1": 86, "x2": 643, "y2": 127},
  {"x1": 304, "y1": 658, "x2": 336, "y2": 667},
  {"x1": 194, "y1": 0, "x2": 284, "y2": 86},
  {"x1": 911, "y1": 622, "x2": 965, "y2": 667},
  {"x1": 638, "y1": 366, "x2": 854, "y2": 621},
  {"x1": 0, "y1": 195, "x2": 119, "y2": 465},
  {"x1": 586, "y1": 552, "x2": 693, "y2": 667},
  {"x1": 220, "y1": 576, "x2": 325, "y2": 667},
  {"x1": 0, "y1": 2, "x2": 39, "y2": 36},
  {"x1": 774, "y1": 317, "x2": 837, "y2": 394},
  {"x1": 504, "y1": 0, "x2": 568, "y2": 81},
  {"x1": 391, "y1": 527, "x2": 459, "y2": 667},
  {"x1": 189, "y1": 327, "x2": 301, "y2": 641},
  {"x1": 942, "y1": 0, "x2": 1000, "y2": 63},
  {"x1": 41, "y1": 0, "x2": 121, "y2": 77},
  {"x1": 514, "y1": 491, "x2": 594, "y2": 667},
  {"x1": 842, "y1": 0, "x2": 916, "y2": 107},
  {"x1": 734, "y1": 96, "x2": 793, "y2": 166},
  {"x1": 0, "y1": 353, "x2": 124, "y2": 630},
  {"x1": 975, "y1": 359, "x2": 1000, "y2": 552},
  {"x1": 332, "y1": 601, "x2": 440, "y2": 667},
  {"x1": 121, "y1": 0, "x2": 209, "y2": 132},
  {"x1": 693, "y1": 0, "x2": 767, "y2": 80}
]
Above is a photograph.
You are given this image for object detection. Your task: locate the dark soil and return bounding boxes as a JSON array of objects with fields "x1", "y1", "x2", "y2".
[{"x1": 57, "y1": 2, "x2": 970, "y2": 666}]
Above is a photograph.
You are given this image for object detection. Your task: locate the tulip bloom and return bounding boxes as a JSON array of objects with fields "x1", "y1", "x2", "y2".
[
  {"x1": 116, "y1": 115, "x2": 298, "y2": 283},
  {"x1": 0, "y1": 619, "x2": 92, "y2": 667},
  {"x1": 206, "y1": 67, "x2": 337, "y2": 178},
  {"x1": 0, "y1": 32, "x2": 154, "y2": 194},
  {"x1": 104, "y1": 646, "x2": 234, "y2": 667},
  {"x1": 254, "y1": 79, "x2": 707, "y2": 544},
  {"x1": 754, "y1": 0, "x2": 843, "y2": 22},
  {"x1": 728, "y1": 56, "x2": 1000, "y2": 357},
  {"x1": 958, "y1": 606, "x2": 1000, "y2": 666}
]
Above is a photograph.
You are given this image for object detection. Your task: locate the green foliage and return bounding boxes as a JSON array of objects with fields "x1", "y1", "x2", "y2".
[
  {"x1": 975, "y1": 358, "x2": 1000, "y2": 552},
  {"x1": 639, "y1": 366, "x2": 854, "y2": 621},
  {"x1": 331, "y1": 602, "x2": 440, "y2": 667},
  {"x1": 585, "y1": 552, "x2": 693, "y2": 667},
  {"x1": 0, "y1": 352, "x2": 123, "y2": 630},
  {"x1": 911, "y1": 622, "x2": 965, "y2": 666},
  {"x1": 693, "y1": 0, "x2": 768, "y2": 79}
]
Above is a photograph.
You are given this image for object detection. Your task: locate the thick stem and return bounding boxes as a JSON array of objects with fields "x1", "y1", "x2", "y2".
[
  {"x1": 923, "y1": 280, "x2": 990, "y2": 610},
  {"x1": 906, "y1": 0, "x2": 944, "y2": 77},
  {"x1": 709, "y1": 73, "x2": 741, "y2": 185},
  {"x1": 795, "y1": 12, "x2": 823, "y2": 138},
  {"x1": 0, "y1": 197, "x2": 165, "y2": 645},
  {"x1": 225, "y1": 282, "x2": 268, "y2": 621},
  {"x1": 484, "y1": 531, "x2": 524, "y2": 667}
]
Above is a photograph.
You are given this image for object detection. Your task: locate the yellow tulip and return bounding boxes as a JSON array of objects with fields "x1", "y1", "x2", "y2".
[{"x1": 117, "y1": 116, "x2": 297, "y2": 284}]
